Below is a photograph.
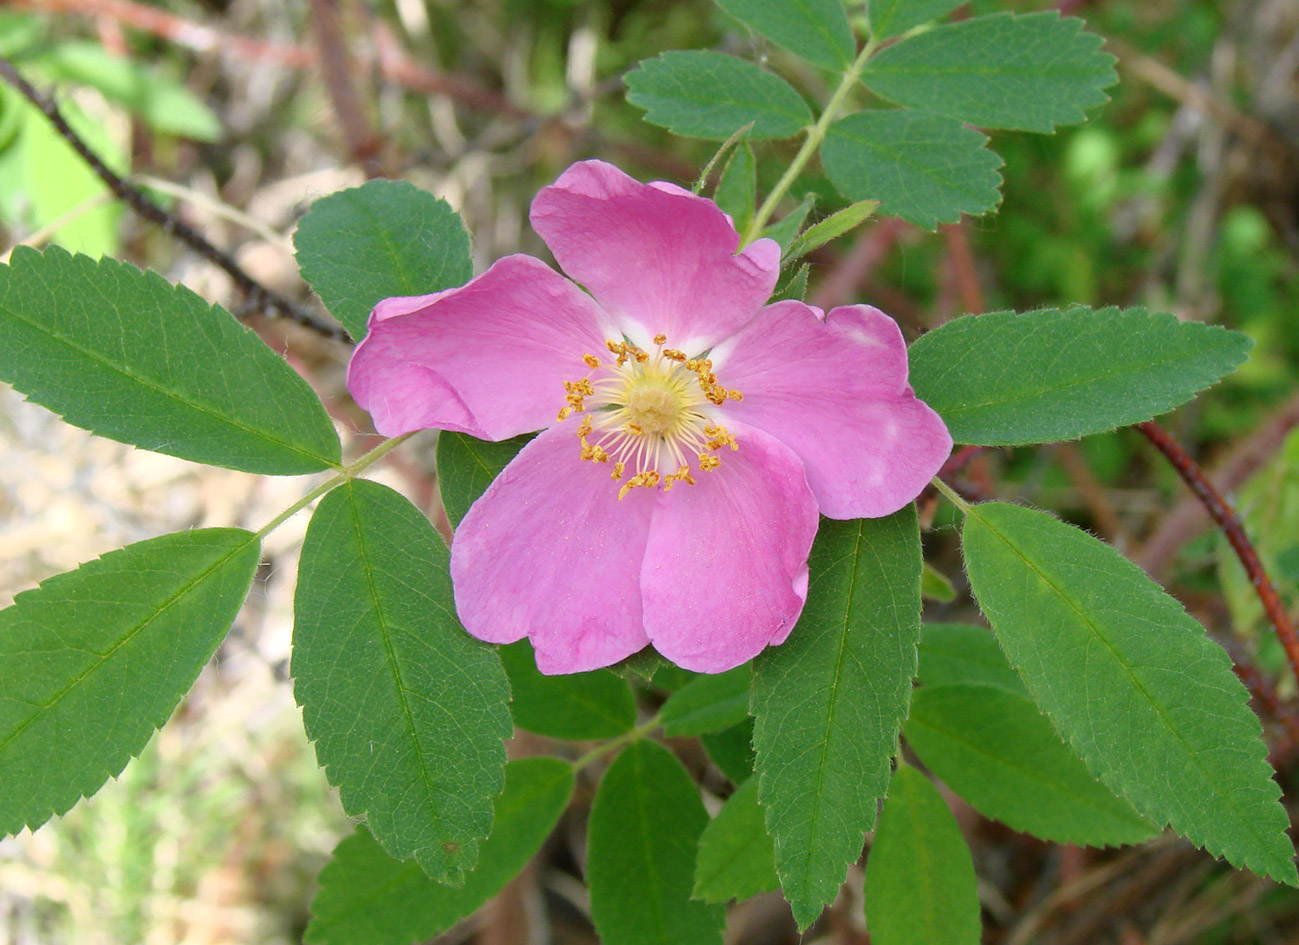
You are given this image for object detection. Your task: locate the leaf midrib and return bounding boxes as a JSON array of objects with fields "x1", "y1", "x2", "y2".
[
  {"x1": 0, "y1": 289, "x2": 334, "y2": 469},
  {"x1": 344, "y1": 485, "x2": 449, "y2": 854},
  {"x1": 0, "y1": 532, "x2": 255, "y2": 759},
  {"x1": 968, "y1": 506, "x2": 1280, "y2": 862}
]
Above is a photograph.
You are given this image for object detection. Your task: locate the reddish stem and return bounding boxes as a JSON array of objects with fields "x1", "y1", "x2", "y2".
[{"x1": 1138, "y1": 421, "x2": 1299, "y2": 691}]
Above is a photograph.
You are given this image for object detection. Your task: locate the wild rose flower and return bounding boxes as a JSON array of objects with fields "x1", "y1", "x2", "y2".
[{"x1": 347, "y1": 161, "x2": 951, "y2": 674}]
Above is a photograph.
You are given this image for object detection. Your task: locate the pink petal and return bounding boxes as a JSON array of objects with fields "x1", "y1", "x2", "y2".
[
  {"x1": 450, "y1": 424, "x2": 655, "y2": 674},
  {"x1": 711, "y1": 302, "x2": 952, "y2": 519},
  {"x1": 641, "y1": 422, "x2": 818, "y2": 673},
  {"x1": 529, "y1": 160, "x2": 781, "y2": 352},
  {"x1": 346, "y1": 255, "x2": 616, "y2": 439}
]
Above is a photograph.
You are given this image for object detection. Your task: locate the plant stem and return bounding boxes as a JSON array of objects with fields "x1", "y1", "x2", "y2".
[
  {"x1": 930, "y1": 475, "x2": 973, "y2": 514},
  {"x1": 742, "y1": 39, "x2": 878, "y2": 245},
  {"x1": 571, "y1": 713, "x2": 663, "y2": 772},
  {"x1": 254, "y1": 433, "x2": 415, "y2": 539},
  {"x1": 1137, "y1": 421, "x2": 1299, "y2": 691}
]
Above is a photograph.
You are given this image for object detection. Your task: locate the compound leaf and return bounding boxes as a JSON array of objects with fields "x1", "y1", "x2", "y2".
[
  {"x1": 905, "y1": 683, "x2": 1158, "y2": 846},
  {"x1": 0, "y1": 246, "x2": 341, "y2": 474},
  {"x1": 862, "y1": 12, "x2": 1117, "y2": 132},
  {"x1": 693, "y1": 777, "x2": 780, "y2": 904},
  {"x1": 0, "y1": 528, "x2": 259, "y2": 835},
  {"x1": 500, "y1": 640, "x2": 636, "y2": 740},
  {"x1": 963, "y1": 501, "x2": 1296, "y2": 884},
  {"x1": 293, "y1": 479, "x2": 512, "y2": 885},
  {"x1": 588, "y1": 740, "x2": 724, "y2": 945},
  {"x1": 625, "y1": 51, "x2": 812, "y2": 141},
  {"x1": 865, "y1": 765, "x2": 980, "y2": 945},
  {"x1": 305, "y1": 757, "x2": 573, "y2": 945},
  {"x1": 751, "y1": 508, "x2": 922, "y2": 929},
  {"x1": 294, "y1": 180, "x2": 472, "y2": 341},
  {"x1": 908, "y1": 306, "x2": 1252, "y2": 446},
  {"x1": 715, "y1": 0, "x2": 856, "y2": 70},
  {"x1": 823, "y1": 110, "x2": 1002, "y2": 228}
]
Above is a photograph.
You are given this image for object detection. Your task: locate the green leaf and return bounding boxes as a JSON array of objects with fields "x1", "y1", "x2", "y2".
[
  {"x1": 822, "y1": 110, "x2": 1003, "y2": 229},
  {"x1": 660, "y1": 665, "x2": 751, "y2": 737},
  {"x1": 588, "y1": 740, "x2": 725, "y2": 945},
  {"x1": 0, "y1": 528, "x2": 259, "y2": 835},
  {"x1": 305, "y1": 757, "x2": 573, "y2": 945},
  {"x1": 751, "y1": 509, "x2": 922, "y2": 930},
  {"x1": 702, "y1": 719, "x2": 756, "y2": 783},
  {"x1": 784, "y1": 199, "x2": 879, "y2": 262},
  {"x1": 865, "y1": 765, "x2": 981, "y2": 945},
  {"x1": 436, "y1": 432, "x2": 533, "y2": 528},
  {"x1": 862, "y1": 12, "x2": 1117, "y2": 133},
  {"x1": 714, "y1": 141, "x2": 756, "y2": 235},
  {"x1": 908, "y1": 307, "x2": 1252, "y2": 446},
  {"x1": 693, "y1": 777, "x2": 780, "y2": 903},
  {"x1": 867, "y1": 0, "x2": 968, "y2": 40},
  {"x1": 715, "y1": 0, "x2": 856, "y2": 70},
  {"x1": 499, "y1": 640, "x2": 636, "y2": 740},
  {"x1": 7, "y1": 94, "x2": 123, "y2": 256},
  {"x1": 962, "y1": 501, "x2": 1296, "y2": 883},
  {"x1": 920, "y1": 563, "x2": 956, "y2": 602},
  {"x1": 625, "y1": 51, "x2": 812, "y2": 141},
  {"x1": 762, "y1": 192, "x2": 816, "y2": 252},
  {"x1": 38, "y1": 42, "x2": 221, "y2": 141},
  {"x1": 292, "y1": 480, "x2": 512, "y2": 885},
  {"x1": 0, "y1": 245, "x2": 342, "y2": 474},
  {"x1": 917, "y1": 623, "x2": 1026, "y2": 695},
  {"x1": 773, "y1": 263, "x2": 809, "y2": 303},
  {"x1": 294, "y1": 180, "x2": 472, "y2": 341},
  {"x1": 905, "y1": 684, "x2": 1157, "y2": 846}
]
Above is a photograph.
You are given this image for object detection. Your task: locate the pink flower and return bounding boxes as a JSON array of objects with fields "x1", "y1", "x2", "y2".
[{"x1": 347, "y1": 161, "x2": 951, "y2": 674}]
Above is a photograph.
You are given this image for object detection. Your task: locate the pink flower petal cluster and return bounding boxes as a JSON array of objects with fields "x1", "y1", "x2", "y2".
[{"x1": 347, "y1": 160, "x2": 951, "y2": 675}]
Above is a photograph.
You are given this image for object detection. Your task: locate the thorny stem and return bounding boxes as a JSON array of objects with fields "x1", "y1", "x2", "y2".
[
  {"x1": 1137, "y1": 421, "x2": 1299, "y2": 692},
  {"x1": 570, "y1": 713, "x2": 663, "y2": 772},
  {"x1": 254, "y1": 434, "x2": 415, "y2": 540},
  {"x1": 742, "y1": 39, "x2": 879, "y2": 245},
  {"x1": 0, "y1": 56, "x2": 351, "y2": 344}
]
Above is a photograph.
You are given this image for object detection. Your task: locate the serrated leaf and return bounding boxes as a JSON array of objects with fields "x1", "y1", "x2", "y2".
[
  {"x1": 908, "y1": 307, "x2": 1253, "y2": 446},
  {"x1": 38, "y1": 42, "x2": 221, "y2": 141},
  {"x1": 715, "y1": 0, "x2": 856, "y2": 70},
  {"x1": 588, "y1": 740, "x2": 725, "y2": 945},
  {"x1": 294, "y1": 180, "x2": 472, "y2": 341},
  {"x1": 822, "y1": 110, "x2": 1002, "y2": 229},
  {"x1": 292, "y1": 479, "x2": 512, "y2": 885},
  {"x1": 499, "y1": 639, "x2": 636, "y2": 740},
  {"x1": 773, "y1": 263, "x2": 809, "y2": 302},
  {"x1": 862, "y1": 12, "x2": 1117, "y2": 132},
  {"x1": 693, "y1": 777, "x2": 780, "y2": 903},
  {"x1": 751, "y1": 509, "x2": 922, "y2": 930},
  {"x1": 436, "y1": 432, "x2": 533, "y2": 528},
  {"x1": 660, "y1": 665, "x2": 751, "y2": 737},
  {"x1": 962, "y1": 501, "x2": 1296, "y2": 883},
  {"x1": 865, "y1": 765, "x2": 981, "y2": 945},
  {"x1": 305, "y1": 757, "x2": 573, "y2": 945},
  {"x1": 784, "y1": 199, "x2": 879, "y2": 262},
  {"x1": 0, "y1": 529, "x2": 259, "y2": 835},
  {"x1": 0, "y1": 245, "x2": 341, "y2": 474},
  {"x1": 625, "y1": 51, "x2": 812, "y2": 141},
  {"x1": 868, "y1": 0, "x2": 968, "y2": 40},
  {"x1": 702, "y1": 718, "x2": 756, "y2": 783},
  {"x1": 917, "y1": 623, "x2": 1026, "y2": 695},
  {"x1": 762, "y1": 192, "x2": 816, "y2": 252},
  {"x1": 714, "y1": 141, "x2": 756, "y2": 234},
  {"x1": 905, "y1": 684, "x2": 1157, "y2": 846}
]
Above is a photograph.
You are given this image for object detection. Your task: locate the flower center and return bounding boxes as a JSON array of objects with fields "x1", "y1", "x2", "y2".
[{"x1": 558, "y1": 334, "x2": 742, "y2": 499}]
